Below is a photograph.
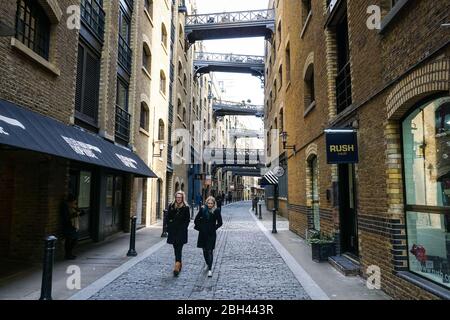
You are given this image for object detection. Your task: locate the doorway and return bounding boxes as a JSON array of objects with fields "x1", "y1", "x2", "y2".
[
  {"x1": 69, "y1": 170, "x2": 93, "y2": 240},
  {"x1": 156, "y1": 179, "x2": 162, "y2": 220},
  {"x1": 104, "y1": 174, "x2": 124, "y2": 236},
  {"x1": 338, "y1": 164, "x2": 359, "y2": 257}
]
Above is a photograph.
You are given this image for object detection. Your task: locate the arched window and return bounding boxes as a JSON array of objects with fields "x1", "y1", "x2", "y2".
[
  {"x1": 182, "y1": 107, "x2": 187, "y2": 123},
  {"x1": 140, "y1": 102, "x2": 149, "y2": 131},
  {"x1": 285, "y1": 43, "x2": 291, "y2": 83},
  {"x1": 183, "y1": 73, "x2": 187, "y2": 88},
  {"x1": 142, "y1": 43, "x2": 152, "y2": 72},
  {"x1": 402, "y1": 96, "x2": 450, "y2": 289},
  {"x1": 160, "y1": 70, "x2": 166, "y2": 94},
  {"x1": 177, "y1": 99, "x2": 182, "y2": 116},
  {"x1": 181, "y1": 183, "x2": 185, "y2": 191},
  {"x1": 161, "y1": 23, "x2": 168, "y2": 48},
  {"x1": 178, "y1": 61, "x2": 183, "y2": 79},
  {"x1": 175, "y1": 182, "x2": 180, "y2": 192},
  {"x1": 158, "y1": 119, "x2": 165, "y2": 140},
  {"x1": 304, "y1": 62, "x2": 315, "y2": 111},
  {"x1": 15, "y1": 0, "x2": 51, "y2": 60},
  {"x1": 144, "y1": 0, "x2": 153, "y2": 18},
  {"x1": 179, "y1": 24, "x2": 184, "y2": 48}
]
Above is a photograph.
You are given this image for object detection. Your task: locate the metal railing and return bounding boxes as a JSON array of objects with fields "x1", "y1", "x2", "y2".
[
  {"x1": 204, "y1": 148, "x2": 266, "y2": 165},
  {"x1": 115, "y1": 105, "x2": 131, "y2": 142},
  {"x1": 213, "y1": 100, "x2": 264, "y2": 116},
  {"x1": 118, "y1": 34, "x2": 132, "y2": 73},
  {"x1": 228, "y1": 129, "x2": 264, "y2": 138},
  {"x1": 186, "y1": 9, "x2": 275, "y2": 26},
  {"x1": 194, "y1": 52, "x2": 265, "y2": 65},
  {"x1": 336, "y1": 61, "x2": 352, "y2": 113},
  {"x1": 81, "y1": 0, "x2": 105, "y2": 42}
]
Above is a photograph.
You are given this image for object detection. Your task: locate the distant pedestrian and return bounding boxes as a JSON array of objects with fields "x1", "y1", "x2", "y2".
[
  {"x1": 216, "y1": 193, "x2": 223, "y2": 211},
  {"x1": 60, "y1": 194, "x2": 84, "y2": 260},
  {"x1": 167, "y1": 191, "x2": 191, "y2": 277},
  {"x1": 194, "y1": 196, "x2": 223, "y2": 277}
]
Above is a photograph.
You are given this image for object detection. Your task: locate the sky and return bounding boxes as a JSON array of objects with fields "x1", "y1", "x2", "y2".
[{"x1": 194, "y1": 0, "x2": 268, "y2": 135}]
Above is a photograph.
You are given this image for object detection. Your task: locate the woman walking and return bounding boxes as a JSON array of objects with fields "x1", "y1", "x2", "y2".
[
  {"x1": 194, "y1": 196, "x2": 223, "y2": 277},
  {"x1": 167, "y1": 191, "x2": 191, "y2": 277}
]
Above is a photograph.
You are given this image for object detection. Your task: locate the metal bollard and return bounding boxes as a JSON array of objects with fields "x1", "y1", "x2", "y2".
[
  {"x1": 191, "y1": 201, "x2": 195, "y2": 220},
  {"x1": 127, "y1": 216, "x2": 137, "y2": 257},
  {"x1": 255, "y1": 202, "x2": 258, "y2": 216},
  {"x1": 161, "y1": 209, "x2": 168, "y2": 237},
  {"x1": 259, "y1": 203, "x2": 262, "y2": 220},
  {"x1": 39, "y1": 235, "x2": 57, "y2": 300},
  {"x1": 272, "y1": 208, "x2": 278, "y2": 234}
]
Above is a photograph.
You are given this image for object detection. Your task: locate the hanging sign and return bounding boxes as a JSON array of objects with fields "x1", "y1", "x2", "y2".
[{"x1": 325, "y1": 129, "x2": 359, "y2": 164}]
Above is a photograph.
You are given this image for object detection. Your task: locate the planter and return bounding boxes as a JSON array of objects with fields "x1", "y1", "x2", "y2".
[{"x1": 311, "y1": 242, "x2": 336, "y2": 262}]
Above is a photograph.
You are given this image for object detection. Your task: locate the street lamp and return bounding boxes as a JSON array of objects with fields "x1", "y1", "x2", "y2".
[
  {"x1": 153, "y1": 141, "x2": 165, "y2": 157},
  {"x1": 280, "y1": 131, "x2": 296, "y2": 152}
]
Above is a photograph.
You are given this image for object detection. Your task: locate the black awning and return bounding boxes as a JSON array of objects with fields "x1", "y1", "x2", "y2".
[{"x1": 0, "y1": 99, "x2": 157, "y2": 178}]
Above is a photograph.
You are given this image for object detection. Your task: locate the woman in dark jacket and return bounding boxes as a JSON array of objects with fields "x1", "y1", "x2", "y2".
[
  {"x1": 194, "y1": 196, "x2": 223, "y2": 277},
  {"x1": 167, "y1": 191, "x2": 191, "y2": 276}
]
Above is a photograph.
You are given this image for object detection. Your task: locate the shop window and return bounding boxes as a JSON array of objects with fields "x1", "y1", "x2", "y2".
[
  {"x1": 15, "y1": 0, "x2": 50, "y2": 60},
  {"x1": 402, "y1": 96, "x2": 450, "y2": 289}
]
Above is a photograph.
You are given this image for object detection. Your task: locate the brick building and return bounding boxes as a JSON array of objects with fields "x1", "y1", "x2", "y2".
[
  {"x1": 0, "y1": 0, "x2": 158, "y2": 261},
  {"x1": 264, "y1": 0, "x2": 289, "y2": 218},
  {"x1": 267, "y1": 0, "x2": 450, "y2": 299}
]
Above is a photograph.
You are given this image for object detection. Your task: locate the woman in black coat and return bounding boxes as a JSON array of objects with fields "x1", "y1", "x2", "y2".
[
  {"x1": 194, "y1": 196, "x2": 223, "y2": 277},
  {"x1": 167, "y1": 191, "x2": 191, "y2": 276}
]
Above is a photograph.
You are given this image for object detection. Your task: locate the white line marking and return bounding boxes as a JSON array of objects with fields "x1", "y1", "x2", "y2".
[{"x1": 68, "y1": 239, "x2": 167, "y2": 300}]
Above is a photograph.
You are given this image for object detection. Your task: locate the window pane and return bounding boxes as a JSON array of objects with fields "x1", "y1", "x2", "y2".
[
  {"x1": 403, "y1": 97, "x2": 450, "y2": 207},
  {"x1": 78, "y1": 171, "x2": 91, "y2": 208},
  {"x1": 106, "y1": 176, "x2": 114, "y2": 208},
  {"x1": 406, "y1": 211, "x2": 450, "y2": 289}
]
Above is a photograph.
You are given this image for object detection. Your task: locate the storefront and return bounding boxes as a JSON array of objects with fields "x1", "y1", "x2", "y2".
[
  {"x1": 0, "y1": 99, "x2": 157, "y2": 259},
  {"x1": 401, "y1": 96, "x2": 450, "y2": 289}
]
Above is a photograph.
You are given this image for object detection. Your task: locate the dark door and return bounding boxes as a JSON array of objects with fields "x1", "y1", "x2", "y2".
[
  {"x1": 156, "y1": 179, "x2": 162, "y2": 219},
  {"x1": 69, "y1": 170, "x2": 93, "y2": 240},
  {"x1": 338, "y1": 164, "x2": 359, "y2": 256},
  {"x1": 104, "y1": 174, "x2": 124, "y2": 236}
]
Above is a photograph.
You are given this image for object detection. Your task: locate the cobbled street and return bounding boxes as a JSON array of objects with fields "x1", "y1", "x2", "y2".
[{"x1": 90, "y1": 202, "x2": 310, "y2": 300}]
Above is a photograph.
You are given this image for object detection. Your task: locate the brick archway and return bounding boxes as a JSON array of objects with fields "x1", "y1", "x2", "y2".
[{"x1": 386, "y1": 58, "x2": 449, "y2": 120}]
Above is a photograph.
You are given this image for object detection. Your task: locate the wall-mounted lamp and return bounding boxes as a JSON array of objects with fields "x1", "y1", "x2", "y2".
[
  {"x1": 153, "y1": 141, "x2": 165, "y2": 157},
  {"x1": 280, "y1": 131, "x2": 296, "y2": 152}
]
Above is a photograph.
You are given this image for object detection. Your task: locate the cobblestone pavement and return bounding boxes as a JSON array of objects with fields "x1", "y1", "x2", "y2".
[{"x1": 90, "y1": 202, "x2": 311, "y2": 300}]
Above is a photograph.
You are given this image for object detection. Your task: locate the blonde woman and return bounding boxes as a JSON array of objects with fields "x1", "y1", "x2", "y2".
[
  {"x1": 194, "y1": 196, "x2": 223, "y2": 277},
  {"x1": 167, "y1": 191, "x2": 190, "y2": 276}
]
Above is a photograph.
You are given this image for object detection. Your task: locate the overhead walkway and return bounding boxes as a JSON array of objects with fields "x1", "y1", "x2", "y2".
[
  {"x1": 193, "y1": 52, "x2": 265, "y2": 78},
  {"x1": 185, "y1": 9, "x2": 275, "y2": 44},
  {"x1": 213, "y1": 100, "x2": 264, "y2": 117}
]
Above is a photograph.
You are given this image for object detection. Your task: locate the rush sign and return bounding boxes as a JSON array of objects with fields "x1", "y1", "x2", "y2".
[{"x1": 325, "y1": 129, "x2": 359, "y2": 164}]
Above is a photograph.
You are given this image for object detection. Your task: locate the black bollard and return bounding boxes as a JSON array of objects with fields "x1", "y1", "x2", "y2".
[
  {"x1": 259, "y1": 203, "x2": 262, "y2": 220},
  {"x1": 39, "y1": 235, "x2": 57, "y2": 300},
  {"x1": 272, "y1": 208, "x2": 278, "y2": 234},
  {"x1": 127, "y1": 216, "x2": 138, "y2": 257},
  {"x1": 161, "y1": 209, "x2": 168, "y2": 237},
  {"x1": 191, "y1": 201, "x2": 195, "y2": 220},
  {"x1": 255, "y1": 202, "x2": 258, "y2": 216}
]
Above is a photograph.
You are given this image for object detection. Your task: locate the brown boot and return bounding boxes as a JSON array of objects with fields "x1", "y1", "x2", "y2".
[
  {"x1": 179, "y1": 262, "x2": 182, "y2": 271},
  {"x1": 173, "y1": 262, "x2": 181, "y2": 276}
]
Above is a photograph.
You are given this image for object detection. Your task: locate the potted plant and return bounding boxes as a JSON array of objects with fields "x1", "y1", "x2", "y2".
[{"x1": 307, "y1": 232, "x2": 336, "y2": 262}]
